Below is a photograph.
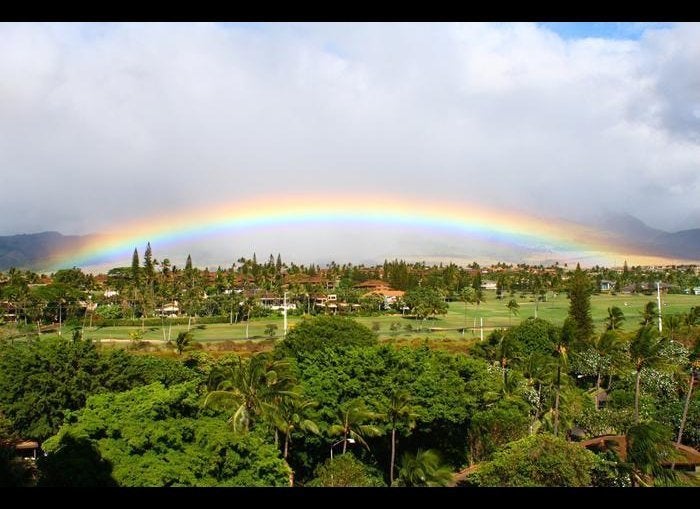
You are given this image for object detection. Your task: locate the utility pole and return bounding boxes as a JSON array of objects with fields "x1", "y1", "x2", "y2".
[
  {"x1": 480, "y1": 317, "x2": 484, "y2": 341},
  {"x1": 283, "y1": 291, "x2": 288, "y2": 337},
  {"x1": 657, "y1": 281, "x2": 663, "y2": 334}
]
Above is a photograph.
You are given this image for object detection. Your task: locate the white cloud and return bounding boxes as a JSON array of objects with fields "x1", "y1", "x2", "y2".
[{"x1": 1, "y1": 22, "x2": 699, "y2": 263}]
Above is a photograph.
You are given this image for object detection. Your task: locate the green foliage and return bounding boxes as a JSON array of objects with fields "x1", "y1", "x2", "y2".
[
  {"x1": 403, "y1": 287, "x2": 448, "y2": 321},
  {"x1": 567, "y1": 264, "x2": 594, "y2": 344},
  {"x1": 95, "y1": 304, "x2": 124, "y2": 320},
  {"x1": 292, "y1": 345, "x2": 509, "y2": 476},
  {"x1": 626, "y1": 421, "x2": 679, "y2": 486},
  {"x1": 328, "y1": 399, "x2": 382, "y2": 452},
  {"x1": 175, "y1": 331, "x2": 192, "y2": 355},
  {"x1": 605, "y1": 306, "x2": 626, "y2": 331},
  {"x1": 0, "y1": 337, "x2": 103, "y2": 440},
  {"x1": 630, "y1": 325, "x2": 670, "y2": 422},
  {"x1": 655, "y1": 392, "x2": 700, "y2": 449},
  {"x1": 590, "y1": 449, "x2": 632, "y2": 487},
  {"x1": 205, "y1": 354, "x2": 293, "y2": 433},
  {"x1": 307, "y1": 453, "x2": 385, "y2": 487},
  {"x1": 378, "y1": 388, "x2": 419, "y2": 483},
  {"x1": 98, "y1": 350, "x2": 199, "y2": 392},
  {"x1": 275, "y1": 315, "x2": 377, "y2": 359},
  {"x1": 576, "y1": 406, "x2": 635, "y2": 437},
  {"x1": 468, "y1": 397, "x2": 531, "y2": 461},
  {"x1": 131, "y1": 248, "x2": 140, "y2": 284},
  {"x1": 395, "y1": 449, "x2": 453, "y2": 487},
  {"x1": 467, "y1": 434, "x2": 598, "y2": 487},
  {"x1": 143, "y1": 242, "x2": 155, "y2": 282},
  {"x1": 264, "y1": 323, "x2": 278, "y2": 337},
  {"x1": 506, "y1": 318, "x2": 558, "y2": 356},
  {"x1": 0, "y1": 337, "x2": 198, "y2": 441},
  {"x1": 640, "y1": 301, "x2": 658, "y2": 326},
  {"x1": 41, "y1": 382, "x2": 290, "y2": 487},
  {"x1": 52, "y1": 268, "x2": 91, "y2": 290},
  {"x1": 37, "y1": 431, "x2": 117, "y2": 486},
  {"x1": 506, "y1": 299, "x2": 520, "y2": 320},
  {"x1": 263, "y1": 389, "x2": 319, "y2": 459}
]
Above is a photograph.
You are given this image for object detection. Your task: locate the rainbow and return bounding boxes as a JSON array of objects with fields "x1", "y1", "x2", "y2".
[{"x1": 47, "y1": 194, "x2": 674, "y2": 269}]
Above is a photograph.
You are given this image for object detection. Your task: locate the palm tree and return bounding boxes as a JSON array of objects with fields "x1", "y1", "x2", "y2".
[
  {"x1": 629, "y1": 326, "x2": 668, "y2": 424},
  {"x1": 204, "y1": 354, "x2": 293, "y2": 433},
  {"x1": 640, "y1": 302, "x2": 658, "y2": 326},
  {"x1": 378, "y1": 389, "x2": 419, "y2": 485},
  {"x1": 626, "y1": 422, "x2": 678, "y2": 486},
  {"x1": 263, "y1": 389, "x2": 319, "y2": 459},
  {"x1": 553, "y1": 318, "x2": 574, "y2": 436},
  {"x1": 174, "y1": 331, "x2": 192, "y2": 355},
  {"x1": 496, "y1": 330, "x2": 520, "y2": 389},
  {"x1": 676, "y1": 340, "x2": 699, "y2": 448},
  {"x1": 522, "y1": 351, "x2": 555, "y2": 434},
  {"x1": 662, "y1": 314, "x2": 682, "y2": 341},
  {"x1": 506, "y1": 299, "x2": 519, "y2": 325},
  {"x1": 395, "y1": 449, "x2": 453, "y2": 487},
  {"x1": 328, "y1": 399, "x2": 382, "y2": 454},
  {"x1": 605, "y1": 306, "x2": 625, "y2": 331},
  {"x1": 591, "y1": 330, "x2": 624, "y2": 391}
]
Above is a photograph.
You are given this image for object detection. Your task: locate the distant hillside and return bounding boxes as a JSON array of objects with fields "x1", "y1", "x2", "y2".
[
  {"x1": 655, "y1": 228, "x2": 700, "y2": 259},
  {"x1": 598, "y1": 214, "x2": 700, "y2": 260},
  {"x1": 0, "y1": 231, "x2": 95, "y2": 271}
]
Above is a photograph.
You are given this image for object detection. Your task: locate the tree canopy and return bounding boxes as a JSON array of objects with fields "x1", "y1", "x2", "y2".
[
  {"x1": 466, "y1": 433, "x2": 598, "y2": 487},
  {"x1": 276, "y1": 315, "x2": 378, "y2": 359},
  {"x1": 40, "y1": 382, "x2": 290, "y2": 487}
]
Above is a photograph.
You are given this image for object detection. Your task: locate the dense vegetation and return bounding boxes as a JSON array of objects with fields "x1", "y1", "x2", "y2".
[{"x1": 1, "y1": 254, "x2": 699, "y2": 486}]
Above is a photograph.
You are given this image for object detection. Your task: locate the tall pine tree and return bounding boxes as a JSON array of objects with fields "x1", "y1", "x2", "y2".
[
  {"x1": 131, "y1": 248, "x2": 140, "y2": 284},
  {"x1": 143, "y1": 242, "x2": 155, "y2": 283},
  {"x1": 567, "y1": 263, "x2": 594, "y2": 345}
]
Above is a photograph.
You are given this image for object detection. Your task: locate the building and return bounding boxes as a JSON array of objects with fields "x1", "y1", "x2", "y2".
[
  {"x1": 600, "y1": 280, "x2": 615, "y2": 292},
  {"x1": 156, "y1": 301, "x2": 180, "y2": 317},
  {"x1": 363, "y1": 289, "x2": 405, "y2": 308},
  {"x1": 480, "y1": 280, "x2": 497, "y2": 291},
  {"x1": 353, "y1": 279, "x2": 391, "y2": 292},
  {"x1": 259, "y1": 294, "x2": 297, "y2": 311}
]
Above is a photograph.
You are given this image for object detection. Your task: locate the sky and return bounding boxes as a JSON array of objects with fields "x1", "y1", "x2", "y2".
[{"x1": 1, "y1": 22, "x2": 700, "y2": 268}]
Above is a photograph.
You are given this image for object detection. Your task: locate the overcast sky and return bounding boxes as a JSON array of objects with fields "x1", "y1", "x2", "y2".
[{"x1": 1, "y1": 22, "x2": 700, "y2": 265}]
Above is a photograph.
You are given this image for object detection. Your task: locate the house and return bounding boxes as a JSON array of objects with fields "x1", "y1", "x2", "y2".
[
  {"x1": 103, "y1": 289, "x2": 119, "y2": 298},
  {"x1": 480, "y1": 280, "x2": 497, "y2": 291},
  {"x1": 621, "y1": 282, "x2": 674, "y2": 294},
  {"x1": 600, "y1": 280, "x2": 615, "y2": 292},
  {"x1": 259, "y1": 294, "x2": 297, "y2": 311},
  {"x1": 353, "y1": 279, "x2": 391, "y2": 292},
  {"x1": 156, "y1": 301, "x2": 180, "y2": 317},
  {"x1": 363, "y1": 289, "x2": 405, "y2": 308},
  {"x1": 14, "y1": 440, "x2": 40, "y2": 461}
]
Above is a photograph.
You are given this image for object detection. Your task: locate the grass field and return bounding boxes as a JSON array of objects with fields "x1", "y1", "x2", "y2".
[{"x1": 10, "y1": 290, "x2": 698, "y2": 346}]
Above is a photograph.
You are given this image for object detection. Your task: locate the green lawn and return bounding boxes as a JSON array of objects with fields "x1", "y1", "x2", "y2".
[{"x1": 9, "y1": 291, "x2": 699, "y2": 344}]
